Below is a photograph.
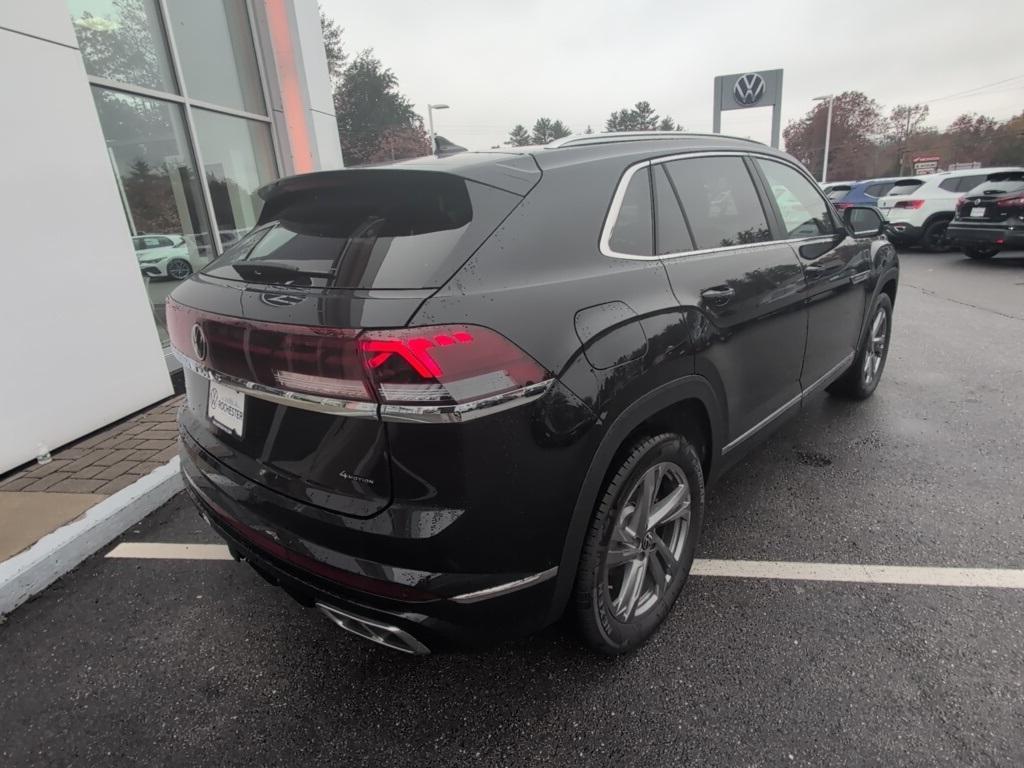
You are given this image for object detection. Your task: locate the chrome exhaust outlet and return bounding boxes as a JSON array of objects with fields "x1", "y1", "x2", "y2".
[{"x1": 315, "y1": 603, "x2": 430, "y2": 655}]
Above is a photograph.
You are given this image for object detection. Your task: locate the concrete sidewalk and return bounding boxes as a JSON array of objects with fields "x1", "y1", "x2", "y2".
[{"x1": 0, "y1": 396, "x2": 185, "y2": 612}]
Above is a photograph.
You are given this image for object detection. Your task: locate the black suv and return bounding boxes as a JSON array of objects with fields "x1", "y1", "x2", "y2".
[
  {"x1": 169, "y1": 133, "x2": 898, "y2": 655},
  {"x1": 947, "y1": 173, "x2": 1024, "y2": 259}
]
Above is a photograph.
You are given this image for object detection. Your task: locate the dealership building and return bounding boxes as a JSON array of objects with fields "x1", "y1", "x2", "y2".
[{"x1": 0, "y1": 1, "x2": 342, "y2": 473}]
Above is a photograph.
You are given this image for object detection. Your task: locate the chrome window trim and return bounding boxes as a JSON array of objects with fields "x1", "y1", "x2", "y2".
[
  {"x1": 721, "y1": 352, "x2": 855, "y2": 455},
  {"x1": 174, "y1": 349, "x2": 553, "y2": 423},
  {"x1": 449, "y1": 566, "x2": 559, "y2": 604},
  {"x1": 600, "y1": 150, "x2": 841, "y2": 262}
]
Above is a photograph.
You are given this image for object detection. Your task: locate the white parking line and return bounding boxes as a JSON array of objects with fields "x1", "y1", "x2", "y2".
[
  {"x1": 690, "y1": 559, "x2": 1024, "y2": 589},
  {"x1": 107, "y1": 543, "x2": 233, "y2": 560},
  {"x1": 105, "y1": 543, "x2": 1024, "y2": 590}
]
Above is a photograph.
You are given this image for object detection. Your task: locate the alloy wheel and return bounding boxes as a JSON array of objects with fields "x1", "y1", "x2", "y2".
[
  {"x1": 603, "y1": 461, "x2": 691, "y2": 623},
  {"x1": 167, "y1": 258, "x2": 193, "y2": 280},
  {"x1": 862, "y1": 307, "x2": 888, "y2": 386}
]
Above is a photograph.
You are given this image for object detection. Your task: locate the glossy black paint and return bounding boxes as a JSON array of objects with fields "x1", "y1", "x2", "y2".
[{"x1": 172, "y1": 135, "x2": 899, "y2": 649}]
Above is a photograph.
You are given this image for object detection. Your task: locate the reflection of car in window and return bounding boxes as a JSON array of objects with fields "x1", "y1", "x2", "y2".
[{"x1": 134, "y1": 233, "x2": 201, "y2": 281}]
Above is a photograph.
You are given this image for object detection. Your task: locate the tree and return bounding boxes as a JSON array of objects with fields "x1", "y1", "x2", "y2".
[
  {"x1": 530, "y1": 117, "x2": 571, "y2": 144},
  {"x1": 605, "y1": 102, "x2": 679, "y2": 132},
  {"x1": 990, "y1": 112, "x2": 1024, "y2": 165},
  {"x1": 334, "y1": 50, "x2": 426, "y2": 165},
  {"x1": 632, "y1": 101, "x2": 658, "y2": 130},
  {"x1": 318, "y1": 4, "x2": 346, "y2": 85},
  {"x1": 888, "y1": 104, "x2": 930, "y2": 173},
  {"x1": 507, "y1": 124, "x2": 532, "y2": 146},
  {"x1": 584, "y1": 125, "x2": 594, "y2": 134},
  {"x1": 783, "y1": 91, "x2": 883, "y2": 180},
  {"x1": 947, "y1": 113, "x2": 999, "y2": 164}
]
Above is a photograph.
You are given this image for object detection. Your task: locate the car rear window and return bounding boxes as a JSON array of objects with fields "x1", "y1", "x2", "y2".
[
  {"x1": 967, "y1": 179, "x2": 1024, "y2": 196},
  {"x1": 887, "y1": 180, "x2": 923, "y2": 196},
  {"x1": 825, "y1": 186, "x2": 851, "y2": 201},
  {"x1": 203, "y1": 170, "x2": 520, "y2": 289},
  {"x1": 864, "y1": 182, "x2": 895, "y2": 198}
]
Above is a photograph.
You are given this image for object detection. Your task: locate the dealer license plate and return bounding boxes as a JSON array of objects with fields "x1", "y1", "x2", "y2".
[{"x1": 208, "y1": 380, "x2": 245, "y2": 437}]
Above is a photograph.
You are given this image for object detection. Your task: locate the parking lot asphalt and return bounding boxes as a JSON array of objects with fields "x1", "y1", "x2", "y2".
[{"x1": 2, "y1": 250, "x2": 1023, "y2": 767}]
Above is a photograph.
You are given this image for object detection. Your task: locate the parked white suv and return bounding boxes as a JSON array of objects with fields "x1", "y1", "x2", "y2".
[{"x1": 877, "y1": 167, "x2": 1024, "y2": 250}]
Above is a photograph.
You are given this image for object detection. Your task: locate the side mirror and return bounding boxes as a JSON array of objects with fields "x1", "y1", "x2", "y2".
[{"x1": 843, "y1": 206, "x2": 886, "y2": 238}]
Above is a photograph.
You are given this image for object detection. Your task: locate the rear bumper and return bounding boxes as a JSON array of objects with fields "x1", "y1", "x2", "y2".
[
  {"x1": 179, "y1": 432, "x2": 563, "y2": 651},
  {"x1": 884, "y1": 221, "x2": 923, "y2": 246},
  {"x1": 947, "y1": 222, "x2": 1024, "y2": 249}
]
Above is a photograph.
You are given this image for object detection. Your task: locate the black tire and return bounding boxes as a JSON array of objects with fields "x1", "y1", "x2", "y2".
[
  {"x1": 827, "y1": 293, "x2": 893, "y2": 400},
  {"x1": 963, "y1": 246, "x2": 1000, "y2": 260},
  {"x1": 574, "y1": 432, "x2": 705, "y2": 655},
  {"x1": 920, "y1": 219, "x2": 952, "y2": 252},
  {"x1": 166, "y1": 258, "x2": 193, "y2": 280}
]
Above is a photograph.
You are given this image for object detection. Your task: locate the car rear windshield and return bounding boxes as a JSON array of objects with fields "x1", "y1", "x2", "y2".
[
  {"x1": 887, "y1": 180, "x2": 924, "y2": 196},
  {"x1": 825, "y1": 186, "x2": 851, "y2": 201},
  {"x1": 969, "y1": 179, "x2": 1024, "y2": 196},
  {"x1": 202, "y1": 170, "x2": 520, "y2": 289}
]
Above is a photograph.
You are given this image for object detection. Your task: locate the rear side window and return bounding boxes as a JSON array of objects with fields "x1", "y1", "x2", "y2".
[
  {"x1": 757, "y1": 159, "x2": 837, "y2": 238},
  {"x1": 608, "y1": 167, "x2": 653, "y2": 256},
  {"x1": 864, "y1": 182, "x2": 894, "y2": 198},
  {"x1": 663, "y1": 157, "x2": 771, "y2": 249},
  {"x1": 204, "y1": 171, "x2": 519, "y2": 289},
  {"x1": 888, "y1": 180, "x2": 923, "y2": 196},
  {"x1": 955, "y1": 174, "x2": 987, "y2": 192},
  {"x1": 938, "y1": 178, "x2": 961, "y2": 192},
  {"x1": 653, "y1": 165, "x2": 694, "y2": 255}
]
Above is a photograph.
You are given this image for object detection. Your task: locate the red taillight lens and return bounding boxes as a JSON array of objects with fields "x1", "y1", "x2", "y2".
[
  {"x1": 894, "y1": 199, "x2": 925, "y2": 209},
  {"x1": 359, "y1": 325, "x2": 547, "y2": 405},
  {"x1": 167, "y1": 299, "x2": 549, "y2": 407},
  {"x1": 834, "y1": 202, "x2": 853, "y2": 210},
  {"x1": 996, "y1": 194, "x2": 1024, "y2": 208}
]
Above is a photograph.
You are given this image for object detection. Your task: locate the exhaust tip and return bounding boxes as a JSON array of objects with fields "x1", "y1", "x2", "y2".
[{"x1": 316, "y1": 603, "x2": 430, "y2": 655}]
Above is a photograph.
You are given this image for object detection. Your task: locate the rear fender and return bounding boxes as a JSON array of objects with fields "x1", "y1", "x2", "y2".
[{"x1": 546, "y1": 375, "x2": 723, "y2": 623}]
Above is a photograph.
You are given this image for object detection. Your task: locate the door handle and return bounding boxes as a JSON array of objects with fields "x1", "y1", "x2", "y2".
[
  {"x1": 700, "y1": 286, "x2": 736, "y2": 305},
  {"x1": 803, "y1": 263, "x2": 829, "y2": 275}
]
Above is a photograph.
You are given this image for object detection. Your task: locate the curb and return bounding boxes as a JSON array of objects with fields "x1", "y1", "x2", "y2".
[{"x1": 0, "y1": 457, "x2": 183, "y2": 616}]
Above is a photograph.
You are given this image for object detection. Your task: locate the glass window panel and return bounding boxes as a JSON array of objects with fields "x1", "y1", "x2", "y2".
[
  {"x1": 653, "y1": 165, "x2": 694, "y2": 255},
  {"x1": 92, "y1": 87, "x2": 213, "y2": 344},
  {"x1": 756, "y1": 159, "x2": 837, "y2": 238},
  {"x1": 68, "y1": 0, "x2": 177, "y2": 92},
  {"x1": 664, "y1": 157, "x2": 771, "y2": 249},
  {"x1": 165, "y1": 0, "x2": 266, "y2": 114},
  {"x1": 192, "y1": 109, "x2": 276, "y2": 237},
  {"x1": 609, "y1": 168, "x2": 653, "y2": 256}
]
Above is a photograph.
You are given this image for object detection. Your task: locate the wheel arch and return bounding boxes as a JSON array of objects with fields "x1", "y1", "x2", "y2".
[{"x1": 546, "y1": 375, "x2": 724, "y2": 623}]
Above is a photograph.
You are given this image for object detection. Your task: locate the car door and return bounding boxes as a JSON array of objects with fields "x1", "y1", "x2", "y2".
[
  {"x1": 752, "y1": 158, "x2": 870, "y2": 389},
  {"x1": 655, "y1": 155, "x2": 807, "y2": 449}
]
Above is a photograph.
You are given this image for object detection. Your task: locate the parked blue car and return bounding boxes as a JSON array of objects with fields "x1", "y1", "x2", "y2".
[{"x1": 831, "y1": 178, "x2": 900, "y2": 209}]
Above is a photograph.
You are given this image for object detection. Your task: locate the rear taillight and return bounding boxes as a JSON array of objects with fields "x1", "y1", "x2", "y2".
[
  {"x1": 996, "y1": 194, "x2": 1024, "y2": 207},
  {"x1": 167, "y1": 299, "x2": 549, "y2": 407},
  {"x1": 834, "y1": 202, "x2": 853, "y2": 210},
  {"x1": 893, "y1": 199, "x2": 925, "y2": 209},
  {"x1": 956, "y1": 195, "x2": 966, "y2": 208},
  {"x1": 359, "y1": 326, "x2": 546, "y2": 405}
]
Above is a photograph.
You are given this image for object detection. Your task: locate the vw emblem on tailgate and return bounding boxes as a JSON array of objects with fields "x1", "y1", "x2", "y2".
[
  {"x1": 191, "y1": 323, "x2": 208, "y2": 361},
  {"x1": 733, "y1": 73, "x2": 766, "y2": 106}
]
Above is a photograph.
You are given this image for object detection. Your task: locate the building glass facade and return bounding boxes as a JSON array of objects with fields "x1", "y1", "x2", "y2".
[{"x1": 66, "y1": 0, "x2": 281, "y2": 345}]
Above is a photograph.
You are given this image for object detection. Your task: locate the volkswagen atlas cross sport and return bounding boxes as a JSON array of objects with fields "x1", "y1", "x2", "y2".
[{"x1": 169, "y1": 132, "x2": 899, "y2": 655}]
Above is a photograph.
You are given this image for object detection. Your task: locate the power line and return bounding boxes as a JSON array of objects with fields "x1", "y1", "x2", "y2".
[{"x1": 924, "y1": 74, "x2": 1024, "y2": 104}]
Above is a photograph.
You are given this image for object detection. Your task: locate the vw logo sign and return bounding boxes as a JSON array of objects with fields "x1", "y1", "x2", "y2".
[
  {"x1": 733, "y1": 73, "x2": 766, "y2": 106},
  {"x1": 191, "y1": 323, "x2": 208, "y2": 361}
]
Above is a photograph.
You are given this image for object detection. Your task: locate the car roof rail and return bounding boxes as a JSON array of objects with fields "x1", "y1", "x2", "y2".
[{"x1": 544, "y1": 131, "x2": 767, "y2": 149}]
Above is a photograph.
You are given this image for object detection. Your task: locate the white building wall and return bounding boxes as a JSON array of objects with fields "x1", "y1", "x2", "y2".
[
  {"x1": 0, "y1": 4, "x2": 173, "y2": 473},
  {"x1": 256, "y1": 0, "x2": 344, "y2": 173}
]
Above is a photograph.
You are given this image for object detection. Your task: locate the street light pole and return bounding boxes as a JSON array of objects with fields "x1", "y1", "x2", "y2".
[
  {"x1": 813, "y1": 95, "x2": 834, "y2": 183},
  {"x1": 426, "y1": 103, "x2": 449, "y2": 155}
]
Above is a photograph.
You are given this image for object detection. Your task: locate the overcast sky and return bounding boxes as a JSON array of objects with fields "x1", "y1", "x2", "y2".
[{"x1": 321, "y1": 0, "x2": 1024, "y2": 150}]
